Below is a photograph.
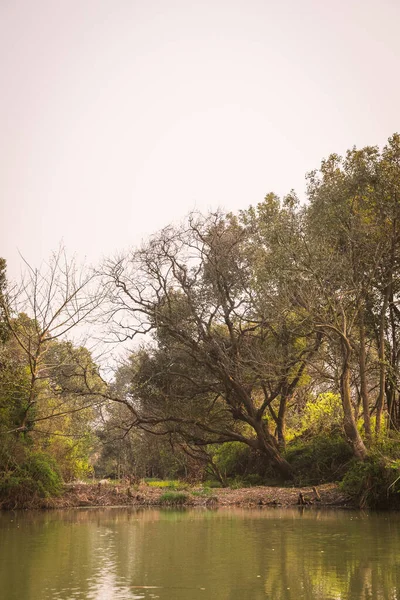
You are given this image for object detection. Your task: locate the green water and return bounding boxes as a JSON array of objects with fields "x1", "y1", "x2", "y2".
[{"x1": 0, "y1": 507, "x2": 399, "y2": 600}]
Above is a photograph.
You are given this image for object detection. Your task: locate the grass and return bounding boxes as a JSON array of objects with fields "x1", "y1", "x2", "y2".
[
  {"x1": 159, "y1": 491, "x2": 188, "y2": 505},
  {"x1": 191, "y1": 487, "x2": 212, "y2": 497}
]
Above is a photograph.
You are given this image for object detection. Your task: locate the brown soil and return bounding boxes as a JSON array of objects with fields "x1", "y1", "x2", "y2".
[{"x1": 22, "y1": 481, "x2": 352, "y2": 510}]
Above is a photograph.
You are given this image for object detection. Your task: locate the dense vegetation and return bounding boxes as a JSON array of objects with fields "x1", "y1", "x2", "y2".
[{"x1": 2, "y1": 134, "x2": 400, "y2": 508}]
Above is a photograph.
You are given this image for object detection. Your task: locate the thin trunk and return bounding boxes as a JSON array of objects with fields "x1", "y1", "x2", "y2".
[
  {"x1": 340, "y1": 341, "x2": 368, "y2": 460},
  {"x1": 359, "y1": 304, "x2": 371, "y2": 441},
  {"x1": 278, "y1": 332, "x2": 289, "y2": 450},
  {"x1": 397, "y1": 394, "x2": 400, "y2": 430},
  {"x1": 277, "y1": 393, "x2": 288, "y2": 449},
  {"x1": 376, "y1": 285, "x2": 390, "y2": 435},
  {"x1": 385, "y1": 380, "x2": 396, "y2": 430},
  {"x1": 206, "y1": 455, "x2": 227, "y2": 486},
  {"x1": 387, "y1": 292, "x2": 398, "y2": 430},
  {"x1": 377, "y1": 221, "x2": 397, "y2": 433}
]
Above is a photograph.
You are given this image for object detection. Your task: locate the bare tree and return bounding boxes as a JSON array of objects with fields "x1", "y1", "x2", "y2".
[{"x1": 0, "y1": 247, "x2": 106, "y2": 433}]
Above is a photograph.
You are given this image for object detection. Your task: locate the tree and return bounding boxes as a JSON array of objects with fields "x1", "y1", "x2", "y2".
[
  {"x1": 0, "y1": 251, "x2": 106, "y2": 499},
  {"x1": 104, "y1": 211, "x2": 320, "y2": 478},
  {"x1": 295, "y1": 136, "x2": 400, "y2": 455},
  {"x1": 0, "y1": 248, "x2": 105, "y2": 434},
  {"x1": 239, "y1": 193, "x2": 320, "y2": 446}
]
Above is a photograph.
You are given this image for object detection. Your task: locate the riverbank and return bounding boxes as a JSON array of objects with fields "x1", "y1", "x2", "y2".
[{"x1": 1, "y1": 481, "x2": 353, "y2": 510}]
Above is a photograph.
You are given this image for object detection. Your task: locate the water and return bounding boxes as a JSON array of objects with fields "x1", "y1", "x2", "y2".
[{"x1": 0, "y1": 507, "x2": 399, "y2": 600}]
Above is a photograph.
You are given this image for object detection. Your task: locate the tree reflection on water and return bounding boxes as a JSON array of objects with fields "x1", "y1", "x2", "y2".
[{"x1": 0, "y1": 507, "x2": 399, "y2": 600}]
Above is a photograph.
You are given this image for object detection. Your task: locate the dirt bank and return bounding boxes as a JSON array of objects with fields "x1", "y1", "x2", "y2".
[{"x1": 10, "y1": 481, "x2": 352, "y2": 510}]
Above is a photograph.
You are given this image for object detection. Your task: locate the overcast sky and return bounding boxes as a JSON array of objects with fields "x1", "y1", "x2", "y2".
[{"x1": 1, "y1": 0, "x2": 399, "y2": 281}]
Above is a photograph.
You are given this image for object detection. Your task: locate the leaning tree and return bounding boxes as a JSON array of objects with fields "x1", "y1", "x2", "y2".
[{"x1": 104, "y1": 210, "x2": 319, "y2": 478}]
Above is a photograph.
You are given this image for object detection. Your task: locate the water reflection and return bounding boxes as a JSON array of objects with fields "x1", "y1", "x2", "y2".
[{"x1": 0, "y1": 507, "x2": 399, "y2": 600}]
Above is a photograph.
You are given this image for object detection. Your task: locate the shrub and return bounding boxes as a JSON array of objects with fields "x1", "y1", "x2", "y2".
[
  {"x1": 213, "y1": 442, "x2": 251, "y2": 479},
  {"x1": 159, "y1": 491, "x2": 188, "y2": 505},
  {"x1": 243, "y1": 474, "x2": 265, "y2": 487},
  {"x1": 46, "y1": 434, "x2": 93, "y2": 482},
  {"x1": 203, "y1": 480, "x2": 223, "y2": 489},
  {"x1": 374, "y1": 435, "x2": 400, "y2": 460},
  {"x1": 228, "y1": 477, "x2": 245, "y2": 489},
  {"x1": 0, "y1": 451, "x2": 62, "y2": 508},
  {"x1": 284, "y1": 434, "x2": 353, "y2": 485},
  {"x1": 226, "y1": 474, "x2": 268, "y2": 488},
  {"x1": 147, "y1": 479, "x2": 186, "y2": 489},
  {"x1": 191, "y1": 487, "x2": 212, "y2": 497},
  {"x1": 340, "y1": 455, "x2": 400, "y2": 509},
  {"x1": 301, "y1": 392, "x2": 343, "y2": 435}
]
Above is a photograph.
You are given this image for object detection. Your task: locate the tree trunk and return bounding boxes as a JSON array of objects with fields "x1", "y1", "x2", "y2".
[
  {"x1": 376, "y1": 285, "x2": 390, "y2": 436},
  {"x1": 340, "y1": 342, "x2": 368, "y2": 460},
  {"x1": 253, "y1": 419, "x2": 293, "y2": 479},
  {"x1": 385, "y1": 381, "x2": 396, "y2": 430},
  {"x1": 207, "y1": 457, "x2": 227, "y2": 487},
  {"x1": 277, "y1": 395, "x2": 287, "y2": 449},
  {"x1": 387, "y1": 292, "x2": 398, "y2": 430},
  {"x1": 358, "y1": 305, "x2": 371, "y2": 441}
]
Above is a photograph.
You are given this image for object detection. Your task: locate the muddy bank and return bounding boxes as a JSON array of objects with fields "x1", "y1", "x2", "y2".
[{"x1": 6, "y1": 481, "x2": 352, "y2": 510}]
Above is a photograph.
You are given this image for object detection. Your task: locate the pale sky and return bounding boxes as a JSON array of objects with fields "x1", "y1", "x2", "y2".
[{"x1": 1, "y1": 0, "x2": 400, "y2": 281}]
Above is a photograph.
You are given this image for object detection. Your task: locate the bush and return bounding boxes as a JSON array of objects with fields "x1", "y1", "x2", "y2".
[
  {"x1": 0, "y1": 451, "x2": 62, "y2": 508},
  {"x1": 146, "y1": 479, "x2": 186, "y2": 489},
  {"x1": 213, "y1": 442, "x2": 251, "y2": 479},
  {"x1": 46, "y1": 434, "x2": 93, "y2": 482},
  {"x1": 203, "y1": 480, "x2": 223, "y2": 489},
  {"x1": 228, "y1": 477, "x2": 245, "y2": 489},
  {"x1": 340, "y1": 455, "x2": 400, "y2": 509},
  {"x1": 159, "y1": 491, "x2": 188, "y2": 505},
  {"x1": 301, "y1": 392, "x2": 343, "y2": 435},
  {"x1": 191, "y1": 487, "x2": 212, "y2": 497},
  {"x1": 211, "y1": 441, "x2": 272, "y2": 481},
  {"x1": 226, "y1": 474, "x2": 268, "y2": 488},
  {"x1": 374, "y1": 435, "x2": 400, "y2": 460},
  {"x1": 243, "y1": 474, "x2": 265, "y2": 487},
  {"x1": 284, "y1": 434, "x2": 353, "y2": 485}
]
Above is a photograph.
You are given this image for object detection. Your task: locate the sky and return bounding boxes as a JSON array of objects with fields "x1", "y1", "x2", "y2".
[{"x1": 1, "y1": 0, "x2": 400, "y2": 282}]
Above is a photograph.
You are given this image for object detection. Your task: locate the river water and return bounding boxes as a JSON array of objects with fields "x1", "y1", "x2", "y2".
[{"x1": 0, "y1": 507, "x2": 399, "y2": 600}]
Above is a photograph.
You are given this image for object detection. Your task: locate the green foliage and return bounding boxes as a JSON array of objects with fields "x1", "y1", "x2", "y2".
[
  {"x1": 146, "y1": 479, "x2": 186, "y2": 490},
  {"x1": 0, "y1": 307, "x2": 99, "y2": 506},
  {"x1": 0, "y1": 451, "x2": 62, "y2": 508},
  {"x1": 242, "y1": 473, "x2": 265, "y2": 486},
  {"x1": 284, "y1": 435, "x2": 353, "y2": 485},
  {"x1": 191, "y1": 487, "x2": 212, "y2": 497},
  {"x1": 3, "y1": 136, "x2": 400, "y2": 503},
  {"x1": 210, "y1": 441, "x2": 285, "y2": 484},
  {"x1": 301, "y1": 393, "x2": 343, "y2": 435},
  {"x1": 228, "y1": 477, "x2": 246, "y2": 489},
  {"x1": 226, "y1": 474, "x2": 266, "y2": 488},
  {"x1": 213, "y1": 442, "x2": 252, "y2": 479},
  {"x1": 374, "y1": 434, "x2": 400, "y2": 459},
  {"x1": 45, "y1": 434, "x2": 94, "y2": 482},
  {"x1": 203, "y1": 480, "x2": 223, "y2": 488},
  {"x1": 159, "y1": 491, "x2": 188, "y2": 505},
  {"x1": 341, "y1": 454, "x2": 400, "y2": 509}
]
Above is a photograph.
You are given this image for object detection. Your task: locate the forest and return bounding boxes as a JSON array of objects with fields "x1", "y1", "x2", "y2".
[{"x1": 1, "y1": 134, "x2": 400, "y2": 509}]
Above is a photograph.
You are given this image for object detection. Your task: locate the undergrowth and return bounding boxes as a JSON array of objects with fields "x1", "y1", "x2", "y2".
[
  {"x1": 146, "y1": 479, "x2": 187, "y2": 490},
  {"x1": 159, "y1": 491, "x2": 188, "y2": 505},
  {"x1": 0, "y1": 450, "x2": 62, "y2": 509},
  {"x1": 284, "y1": 434, "x2": 353, "y2": 485},
  {"x1": 340, "y1": 454, "x2": 400, "y2": 509}
]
